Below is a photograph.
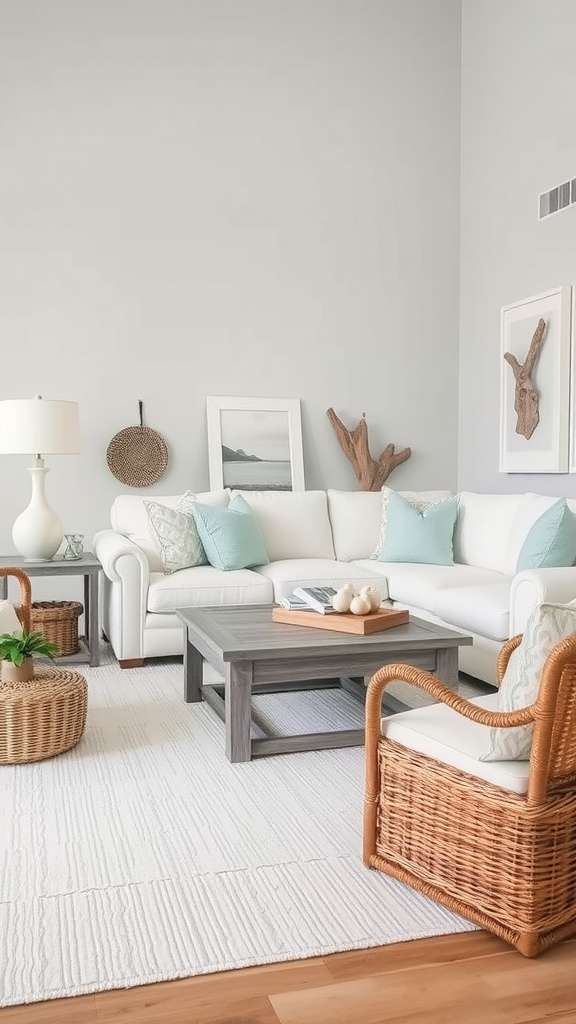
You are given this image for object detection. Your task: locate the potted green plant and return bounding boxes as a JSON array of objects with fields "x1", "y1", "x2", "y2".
[{"x1": 0, "y1": 629, "x2": 59, "y2": 683}]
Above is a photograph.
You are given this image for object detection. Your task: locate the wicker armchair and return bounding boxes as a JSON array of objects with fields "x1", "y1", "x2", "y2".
[
  {"x1": 363, "y1": 633, "x2": 576, "y2": 957},
  {"x1": 0, "y1": 567, "x2": 31, "y2": 631}
]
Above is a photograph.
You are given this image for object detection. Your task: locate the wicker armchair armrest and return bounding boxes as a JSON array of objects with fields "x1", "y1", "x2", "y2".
[
  {"x1": 496, "y1": 633, "x2": 522, "y2": 685},
  {"x1": 364, "y1": 662, "x2": 536, "y2": 771},
  {"x1": 364, "y1": 663, "x2": 539, "y2": 814},
  {"x1": 0, "y1": 567, "x2": 31, "y2": 631}
]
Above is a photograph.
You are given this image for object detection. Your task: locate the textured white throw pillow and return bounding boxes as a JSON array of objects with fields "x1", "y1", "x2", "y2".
[
  {"x1": 481, "y1": 599, "x2": 576, "y2": 761},
  {"x1": 144, "y1": 491, "x2": 208, "y2": 574}
]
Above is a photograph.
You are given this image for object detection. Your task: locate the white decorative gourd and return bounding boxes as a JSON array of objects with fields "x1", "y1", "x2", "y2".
[
  {"x1": 360, "y1": 586, "x2": 382, "y2": 612},
  {"x1": 332, "y1": 588, "x2": 353, "y2": 613},
  {"x1": 349, "y1": 594, "x2": 371, "y2": 616}
]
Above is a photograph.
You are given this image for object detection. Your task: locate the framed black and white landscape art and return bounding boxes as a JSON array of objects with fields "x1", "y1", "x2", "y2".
[{"x1": 206, "y1": 396, "x2": 305, "y2": 491}]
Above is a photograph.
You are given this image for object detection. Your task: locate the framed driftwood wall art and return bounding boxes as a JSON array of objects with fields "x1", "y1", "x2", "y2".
[{"x1": 499, "y1": 286, "x2": 572, "y2": 473}]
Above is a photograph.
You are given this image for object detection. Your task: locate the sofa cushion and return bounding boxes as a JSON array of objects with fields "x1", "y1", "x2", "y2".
[
  {"x1": 354, "y1": 560, "x2": 505, "y2": 616},
  {"x1": 144, "y1": 494, "x2": 208, "y2": 573},
  {"x1": 375, "y1": 490, "x2": 459, "y2": 565},
  {"x1": 372, "y1": 488, "x2": 453, "y2": 560},
  {"x1": 481, "y1": 599, "x2": 576, "y2": 762},
  {"x1": 327, "y1": 490, "x2": 383, "y2": 561},
  {"x1": 230, "y1": 489, "x2": 335, "y2": 561},
  {"x1": 192, "y1": 494, "x2": 269, "y2": 571},
  {"x1": 453, "y1": 492, "x2": 522, "y2": 573},
  {"x1": 382, "y1": 693, "x2": 529, "y2": 795},
  {"x1": 515, "y1": 498, "x2": 576, "y2": 572},
  {"x1": 256, "y1": 558, "x2": 388, "y2": 603},
  {"x1": 110, "y1": 490, "x2": 230, "y2": 572},
  {"x1": 434, "y1": 583, "x2": 511, "y2": 642},
  {"x1": 147, "y1": 565, "x2": 273, "y2": 613}
]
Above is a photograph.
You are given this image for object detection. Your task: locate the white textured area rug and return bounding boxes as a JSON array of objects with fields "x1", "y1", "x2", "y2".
[{"x1": 0, "y1": 649, "x2": 476, "y2": 1007}]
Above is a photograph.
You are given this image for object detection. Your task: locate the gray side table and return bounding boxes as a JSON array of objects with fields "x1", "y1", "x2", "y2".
[{"x1": 0, "y1": 553, "x2": 101, "y2": 667}]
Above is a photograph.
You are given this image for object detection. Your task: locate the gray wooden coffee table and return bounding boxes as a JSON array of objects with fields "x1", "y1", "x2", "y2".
[{"x1": 177, "y1": 604, "x2": 473, "y2": 763}]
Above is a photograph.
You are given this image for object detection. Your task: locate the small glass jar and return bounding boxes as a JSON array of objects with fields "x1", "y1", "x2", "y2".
[{"x1": 63, "y1": 534, "x2": 84, "y2": 560}]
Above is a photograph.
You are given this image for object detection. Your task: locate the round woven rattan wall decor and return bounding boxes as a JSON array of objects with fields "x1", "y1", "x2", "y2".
[{"x1": 106, "y1": 400, "x2": 169, "y2": 487}]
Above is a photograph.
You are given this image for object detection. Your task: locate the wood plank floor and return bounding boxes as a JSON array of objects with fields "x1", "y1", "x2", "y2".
[{"x1": 1, "y1": 931, "x2": 574, "y2": 1024}]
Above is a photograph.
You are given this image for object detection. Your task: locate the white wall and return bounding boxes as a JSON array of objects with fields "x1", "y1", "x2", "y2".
[
  {"x1": 0, "y1": 0, "x2": 462, "y2": 593},
  {"x1": 459, "y1": 0, "x2": 576, "y2": 495}
]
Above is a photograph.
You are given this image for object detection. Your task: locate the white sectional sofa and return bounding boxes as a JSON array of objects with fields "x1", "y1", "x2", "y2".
[{"x1": 93, "y1": 487, "x2": 576, "y2": 685}]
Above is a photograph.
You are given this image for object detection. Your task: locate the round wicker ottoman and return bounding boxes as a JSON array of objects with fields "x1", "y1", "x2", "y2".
[{"x1": 0, "y1": 667, "x2": 88, "y2": 765}]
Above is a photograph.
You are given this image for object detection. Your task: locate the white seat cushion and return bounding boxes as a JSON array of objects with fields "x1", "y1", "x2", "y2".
[
  {"x1": 256, "y1": 559, "x2": 388, "y2": 603},
  {"x1": 147, "y1": 566, "x2": 273, "y2": 613},
  {"x1": 353, "y1": 560, "x2": 502, "y2": 615},
  {"x1": 434, "y1": 583, "x2": 511, "y2": 641},
  {"x1": 381, "y1": 693, "x2": 529, "y2": 795}
]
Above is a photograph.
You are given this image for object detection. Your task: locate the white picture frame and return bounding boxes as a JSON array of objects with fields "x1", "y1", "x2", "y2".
[
  {"x1": 206, "y1": 396, "x2": 305, "y2": 491},
  {"x1": 569, "y1": 296, "x2": 576, "y2": 473},
  {"x1": 499, "y1": 285, "x2": 572, "y2": 473}
]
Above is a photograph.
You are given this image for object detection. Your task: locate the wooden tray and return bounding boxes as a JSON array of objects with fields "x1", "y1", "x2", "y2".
[{"x1": 272, "y1": 606, "x2": 409, "y2": 635}]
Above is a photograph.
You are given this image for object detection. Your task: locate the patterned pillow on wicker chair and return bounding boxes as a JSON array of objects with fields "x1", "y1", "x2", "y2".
[{"x1": 480, "y1": 599, "x2": 576, "y2": 761}]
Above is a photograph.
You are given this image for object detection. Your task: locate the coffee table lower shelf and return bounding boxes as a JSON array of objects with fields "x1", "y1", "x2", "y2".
[{"x1": 201, "y1": 675, "x2": 368, "y2": 759}]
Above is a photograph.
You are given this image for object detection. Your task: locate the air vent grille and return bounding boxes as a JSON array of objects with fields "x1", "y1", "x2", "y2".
[{"x1": 539, "y1": 177, "x2": 576, "y2": 220}]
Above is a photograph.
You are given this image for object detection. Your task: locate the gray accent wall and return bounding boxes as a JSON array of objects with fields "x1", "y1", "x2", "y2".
[
  {"x1": 459, "y1": 0, "x2": 576, "y2": 496},
  {"x1": 0, "y1": 0, "x2": 462, "y2": 571},
  {"x1": 3, "y1": 0, "x2": 573, "y2": 601}
]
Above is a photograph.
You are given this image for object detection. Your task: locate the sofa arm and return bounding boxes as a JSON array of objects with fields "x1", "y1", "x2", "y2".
[
  {"x1": 510, "y1": 568, "x2": 576, "y2": 635},
  {"x1": 93, "y1": 529, "x2": 150, "y2": 663}
]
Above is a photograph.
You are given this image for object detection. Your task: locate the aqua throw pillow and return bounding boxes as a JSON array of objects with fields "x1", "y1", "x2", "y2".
[
  {"x1": 376, "y1": 490, "x2": 458, "y2": 565},
  {"x1": 192, "y1": 494, "x2": 269, "y2": 571},
  {"x1": 516, "y1": 498, "x2": 576, "y2": 572}
]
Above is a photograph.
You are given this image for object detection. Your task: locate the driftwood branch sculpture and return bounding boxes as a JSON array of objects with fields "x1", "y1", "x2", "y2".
[
  {"x1": 326, "y1": 408, "x2": 411, "y2": 491},
  {"x1": 503, "y1": 317, "x2": 547, "y2": 440}
]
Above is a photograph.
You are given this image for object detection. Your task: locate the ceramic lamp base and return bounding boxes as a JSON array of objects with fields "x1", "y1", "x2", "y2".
[{"x1": 12, "y1": 465, "x2": 63, "y2": 561}]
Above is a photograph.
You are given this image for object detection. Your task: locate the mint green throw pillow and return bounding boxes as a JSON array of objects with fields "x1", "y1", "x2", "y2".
[
  {"x1": 516, "y1": 499, "x2": 576, "y2": 572},
  {"x1": 376, "y1": 490, "x2": 459, "y2": 565},
  {"x1": 191, "y1": 494, "x2": 269, "y2": 571}
]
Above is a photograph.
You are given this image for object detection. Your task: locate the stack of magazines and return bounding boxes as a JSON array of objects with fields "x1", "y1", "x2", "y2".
[{"x1": 279, "y1": 586, "x2": 338, "y2": 614}]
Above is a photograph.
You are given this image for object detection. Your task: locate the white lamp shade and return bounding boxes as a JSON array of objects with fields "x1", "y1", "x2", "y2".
[{"x1": 0, "y1": 398, "x2": 80, "y2": 455}]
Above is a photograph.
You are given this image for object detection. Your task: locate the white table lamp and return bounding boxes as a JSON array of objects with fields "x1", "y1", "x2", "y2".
[{"x1": 0, "y1": 396, "x2": 80, "y2": 561}]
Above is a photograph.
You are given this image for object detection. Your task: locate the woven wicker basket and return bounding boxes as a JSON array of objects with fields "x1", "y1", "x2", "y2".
[
  {"x1": 30, "y1": 601, "x2": 83, "y2": 657},
  {"x1": 0, "y1": 569, "x2": 87, "y2": 763},
  {"x1": 106, "y1": 400, "x2": 169, "y2": 486},
  {"x1": 0, "y1": 666, "x2": 87, "y2": 763}
]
